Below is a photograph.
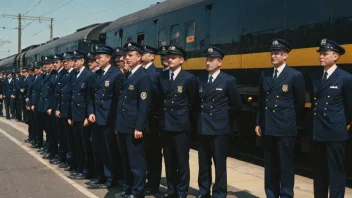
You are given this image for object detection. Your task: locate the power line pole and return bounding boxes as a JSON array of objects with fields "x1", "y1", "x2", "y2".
[
  {"x1": 18, "y1": 14, "x2": 21, "y2": 54},
  {"x1": 0, "y1": 14, "x2": 54, "y2": 53}
]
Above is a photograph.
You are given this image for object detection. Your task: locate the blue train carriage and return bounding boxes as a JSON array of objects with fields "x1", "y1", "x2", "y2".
[
  {"x1": 25, "y1": 22, "x2": 110, "y2": 66},
  {"x1": 102, "y1": 0, "x2": 352, "y2": 175}
]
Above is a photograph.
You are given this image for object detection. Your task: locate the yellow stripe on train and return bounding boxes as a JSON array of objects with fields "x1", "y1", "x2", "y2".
[{"x1": 155, "y1": 44, "x2": 352, "y2": 70}]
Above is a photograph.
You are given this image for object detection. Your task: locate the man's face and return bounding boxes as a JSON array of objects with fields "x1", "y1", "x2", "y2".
[
  {"x1": 271, "y1": 50, "x2": 288, "y2": 66},
  {"x1": 124, "y1": 51, "x2": 141, "y2": 68},
  {"x1": 114, "y1": 56, "x2": 125, "y2": 69},
  {"x1": 7, "y1": 73, "x2": 12, "y2": 78},
  {"x1": 73, "y1": 58, "x2": 84, "y2": 70},
  {"x1": 63, "y1": 59, "x2": 73, "y2": 70},
  {"x1": 161, "y1": 55, "x2": 169, "y2": 68},
  {"x1": 141, "y1": 53, "x2": 154, "y2": 65},
  {"x1": 88, "y1": 59, "x2": 99, "y2": 70},
  {"x1": 319, "y1": 51, "x2": 339, "y2": 67},
  {"x1": 206, "y1": 57, "x2": 222, "y2": 73},
  {"x1": 96, "y1": 54, "x2": 111, "y2": 68},
  {"x1": 167, "y1": 55, "x2": 184, "y2": 69},
  {"x1": 53, "y1": 60, "x2": 62, "y2": 71}
]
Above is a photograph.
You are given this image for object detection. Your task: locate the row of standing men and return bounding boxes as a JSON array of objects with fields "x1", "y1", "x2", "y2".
[{"x1": 12, "y1": 38, "x2": 352, "y2": 198}]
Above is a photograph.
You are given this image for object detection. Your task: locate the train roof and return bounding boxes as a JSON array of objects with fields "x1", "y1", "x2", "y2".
[
  {"x1": 101, "y1": 0, "x2": 206, "y2": 34},
  {"x1": 26, "y1": 23, "x2": 110, "y2": 57},
  {"x1": 0, "y1": 54, "x2": 18, "y2": 67}
]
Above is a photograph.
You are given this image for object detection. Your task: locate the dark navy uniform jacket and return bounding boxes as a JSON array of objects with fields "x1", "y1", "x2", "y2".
[
  {"x1": 38, "y1": 70, "x2": 57, "y2": 113},
  {"x1": 51, "y1": 68, "x2": 67, "y2": 112},
  {"x1": 311, "y1": 67, "x2": 352, "y2": 141},
  {"x1": 25, "y1": 76, "x2": 35, "y2": 106},
  {"x1": 3, "y1": 78, "x2": 15, "y2": 98},
  {"x1": 145, "y1": 64, "x2": 160, "y2": 127},
  {"x1": 20, "y1": 76, "x2": 30, "y2": 100},
  {"x1": 256, "y1": 65, "x2": 306, "y2": 136},
  {"x1": 70, "y1": 68, "x2": 95, "y2": 122},
  {"x1": 116, "y1": 66, "x2": 151, "y2": 134},
  {"x1": 56, "y1": 70, "x2": 75, "y2": 118},
  {"x1": 30, "y1": 73, "x2": 44, "y2": 108},
  {"x1": 88, "y1": 66, "x2": 123, "y2": 126},
  {"x1": 14, "y1": 76, "x2": 22, "y2": 99},
  {"x1": 196, "y1": 71, "x2": 242, "y2": 135},
  {"x1": 157, "y1": 69, "x2": 197, "y2": 132},
  {"x1": 0, "y1": 78, "x2": 3, "y2": 94}
]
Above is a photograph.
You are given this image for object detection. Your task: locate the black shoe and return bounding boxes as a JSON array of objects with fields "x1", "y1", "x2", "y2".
[
  {"x1": 145, "y1": 188, "x2": 159, "y2": 195},
  {"x1": 195, "y1": 194, "x2": 211, "y2": 198},
  {"x1": 52, "y1": 159, "x2": 61, "y2": 165},
  {"x1": 42, "y1": 154, "x2": 54, "y2": 160},
  {"x1": 85, "y1": 178, "x2": 105, "y2": 185},
  {"x1": 58, "y1": 163, "x2": 69, "y2": 168},
  {"x1": 160, "y1": 194, "x2": 177, "y2": 198},
  {"x1": 88, "y1": 181, "x2": 115, "y2": 189},
  {"x1": 114, "y1": 191, "x2": 131, "y2": 198},
  {"x1": 64, "y1": 166, "x2": 76, "y2": 172},
  {"x1": 68, "y1": 173, "x2": 85, "y2": 180},
  {"x1": 30, "y1": 143, "x2": 38, "y2": 148},
  {"x1": 24, "y1": 139, "x2": 31, "y2": 143}
]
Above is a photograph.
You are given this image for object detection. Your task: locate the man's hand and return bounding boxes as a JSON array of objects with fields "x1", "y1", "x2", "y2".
[
  {"x1": 25, "y1": 98, "x2": 29, "y2": 102},
  {"x1": 11, "y1": 95, "x2": 15, "y2": 99},
  {"x1": 47, "y1": 109, "x2": 52, "y2": 115},
  {"x1": 134, "y1": 130, "x2": 143, "y2": 139},
  {"x1": 88, "y1": 114, "x2": 96, "y2": 123},
  {"x1": 31, "y1": 105, "x2": 35, "y2": 111},
  {"x1": 84, "y1": 118, "x2": 89, "y2": 127},
  {"x1": 68, "y1": 119, "x2": 72, "y2": 126},
  {"x1": 20, "y1": 89, "x2": 24, "y2": 93},
  {"x1": 255, "y1": 125, "x2": 262, "y2": 137},
  {"x1": 55, "y1": 110, "x2": 61, "y2": 118}
]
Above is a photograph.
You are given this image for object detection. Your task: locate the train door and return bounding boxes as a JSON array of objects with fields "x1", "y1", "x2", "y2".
[{"x1": 203, "y1": 3, "x2": 213, "y2": 50}]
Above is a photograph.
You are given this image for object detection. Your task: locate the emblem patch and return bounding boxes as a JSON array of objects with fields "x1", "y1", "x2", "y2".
[
  {"x1": 272, "y1": 40, "x2": 279, "y2": 46},
  {"x1": 129, "y1": 85, "x2": 134, "y2": 91},
  {"x1": 128, "y1": 43, "x2": 132, "y2": 47},
  {"x1": 177, "y1": 86, "x2": 183, "y2": 93},
  {"x1": 208, "y1": 48, "x2": 213, "y2": 53},
  {"x1": 95, "y1": 45, "x2": 99, "y2": 50},
  {"x1": 282, "y1": 84, "x2": 288, "y2": 92},
  {"x1": 105, "y1": 81, "x2": 110, "y2": 87},
  {"x1": 321, "y1": 39, "x2": 327, "y2": 45},
  {"x1": 168, "y1": 46, "x2": 176, "y2": 50},
  {"x1": 199, "y1": 87, "x2": 203, "y2": 92},
  {"x1": 141, "y1": 92, "x2": 147, "y2": 100}
]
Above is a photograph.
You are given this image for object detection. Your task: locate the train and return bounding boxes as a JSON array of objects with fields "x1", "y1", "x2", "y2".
[{"x1": 1, "y1": 0, "x2": 352, "y2": 177}]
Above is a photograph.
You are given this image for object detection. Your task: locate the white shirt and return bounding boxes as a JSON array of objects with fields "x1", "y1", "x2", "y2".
[
  {"x1": 208, "y1": 69, "x2": 221, "y2": 83},
  {"x1": 163, "y1": 67, "x2": 169, "y2": 71},
  {"x1": 144, "y1": 62, "x2": 153, "y2": 70},
  {"x1": 103, "y1": 65, "x2": 111, "y2": 75},
  {"x1": 8, "y1": 78, "x2": 12, "y2": 84},
  {"x1": 323, "y1": 64, "x2": 337, "y2": 79},
  {"x1": 76, "y1": 67, "x2": 85, "y2": 78},
  {"x1": 273, "y1": 63, "x2": 286, "y2": 78},
  {"x1": 68, "y1": 68, "x2": 73, "y2": 73},
  {"x1": 57, "y1": 67, "x2": 63, "y2": 74},
  {"x1": 130, "y1": 65, "x2": 142, "y2": 76},
  {"x1": 169, "y1": 67, "x2": 182, "y2": 80}
]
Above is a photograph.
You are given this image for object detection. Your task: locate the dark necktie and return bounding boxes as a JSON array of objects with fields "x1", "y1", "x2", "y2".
[
  {"x1": 273, "y1": 69, "x2": 278, "y2": 80},
  {"x1": 126, "y1": 71, "x2": 131, "y2": 78},
  {"x1": 170, "y1": 72, "x2": 174, "y2": 81},
  {"x1": 76, "y1": 71, "x2": 80, "y2": 79},
  {"x1": 208, "y1": 75, "x2": 213, "y2": 84},
  {"x1": 322, "y1": 71, "x2": 328, "y2": 82}
]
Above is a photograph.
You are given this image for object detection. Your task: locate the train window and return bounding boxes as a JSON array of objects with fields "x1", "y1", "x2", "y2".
[
  {"x1": 170, "y1": 25, "x2": 180, "y2": 45},
  {"x1": 158, "y1": 29, "x2": 167, "y2": 47},
  {"x1": 185, "y1": 22, "x2": 195, "y2": 52},
  {"x1": 127, "y1": 37, "x2": 133, "y2": 42},
  {"x1": 137, "y1": 33, "x2": 145, "y2": 45}
]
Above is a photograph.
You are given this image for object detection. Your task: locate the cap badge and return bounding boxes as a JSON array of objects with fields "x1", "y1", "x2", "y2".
[
  {"x1": 321, "y1": 39, "x2": 327, "y2": 45},
  {"x1": 208, "y1": 48, "x2": 213, "y2": 53},
  {"x1": 95, "y1": 45, "x2": 99, "y2": 50},
  {"x1": 168, "y1": 46, "x2": 176, "y2": 50},
  {"x1": 272, "y1": 40, "x2": 279, "y2": 46},
  {"x1": 128, "y1": 43, "x2": 132, "y2": 47}
]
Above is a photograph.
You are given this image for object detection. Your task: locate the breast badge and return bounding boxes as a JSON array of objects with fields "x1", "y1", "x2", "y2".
[{"x1": 282, "y1": 84, "x2": 288, "y2": 92}]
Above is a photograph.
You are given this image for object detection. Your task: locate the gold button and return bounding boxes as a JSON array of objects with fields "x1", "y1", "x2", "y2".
[
  {"x1": 324, "y1": 113, "x2": 326, "y2": 116},
  {"x1": 273, "y1": 110, "x2": 275, "y2": 112},
  {"x1": 328, "y1": 96, "x2": 330, "y2": 98},
  {"x1": 201, "y1": 99, "x2": 203, "y2": 102},
  {"x1": 175, "y1": 95, "x2": 177, "y2": 97},
  {"x1": 314, "y1": 108, "x2": 316, "y2": 110},
  {"x1": 78, "y1": 104, "x2": 80, "y2": 106},
  {"x1": 266, "y1": 99, "x2": 268, "y2": 102},
  {"x1": 325, "y1": 108, "x2": 327, "y2": 110},
  {"x1": 210, "y1": 113, "x2": 212, "y2": 116},
  {"x1": 267, "y1": 92, "x2": 269, "y2": 94},
  {"x1": 200, "y1": 113, "x2": 202, "y2": 116},
  {"x1": 171, "y1": 109, "x2": 173, "y2": 111},
  {"x1": 103, "y1": 94, "x2": 105, "y2": 96},
  {"x1": 315, "y1": 103, "x2": 317, "y2": 105},
  {"x1": 211, "y1": 106, "x2": 213, "y2": 108},
  {"x1": 125, "y1": 96, "x2": 127, "y2": 98},
  {"x1": 265, "y1": 107, "x2": 268, "y2": 109},
  {"x1": 164, "y1": 100, "x2": 166, "y2": 103},
  {"x1": 78, "y1": 93, "x2": 80, "y2": 95},
  {"x1": 276, "y1": 100, "x2": 278, "y2": 102},
  {"x1": 172, "y1": 101, "x2": 174, "y2": 104},
  {"x1": 212, "y1": 99, "x2": 215, "y2": 102},
  {"x1": 201, "y1": 105, "x2": 203, "y2": 108},
  {"x1": 123, "y1": 109, "x2": 124, "y2": 111},
  {"x1": 326, "y1": 102, "x2": 328, "y2": 105},
  {"x1": 275, "y1": 105, "x2": 277, "y2": 107},
  {"x1": 314, "y1": 113, "x2": 316, "y2": 115},
  {"x1": 164, "y1": 108, "x2": 166, "y2": 111},
  {"x1": 276, "y1": 95, "x2": 279, "y2": 98}
]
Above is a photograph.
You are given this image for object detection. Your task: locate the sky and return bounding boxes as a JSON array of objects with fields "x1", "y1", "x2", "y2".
[{"x1": 0, "y1": 0, "x2": 161, "y2": 59}]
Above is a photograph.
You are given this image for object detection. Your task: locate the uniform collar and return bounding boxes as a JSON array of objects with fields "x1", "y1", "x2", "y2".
[
  {"x1": 131, "y1": 65, "x2": 142, "y2": 75},
  {"x1": 169, "y1": 66, "x2": 182, "y2": 80},
  {"x1": 273, "y1": 63, "x2": 286, "y2": 77},
  {"x1": 208, "y1": 69, "x2": 220, "y2": 81},
  {"x1": 143, "y1": 62, "x2": 153, "y2": 69},
  {"x1": 323, "y1": 64, "x2": 337, "y2": 79}
]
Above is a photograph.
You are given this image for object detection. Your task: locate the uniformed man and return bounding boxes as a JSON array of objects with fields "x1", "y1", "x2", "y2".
[
  {"x1": 55, "y1": 52, "x2": 77, "y2": 171},
  {"x1": 196, "y1": 47, "x2": 242, "y2": 198},
  {"x1": 113, "y1": 47, "x2": 125, "y2": 71},
  {"x1": 157, "y1": 45, "x2": 196, "y2": 198},
  {"x1": 114, "y1": 42, "x2": 151, "y2": 198},
  {"x1": 67, "y1": 50, "x2": 95, "y2": 179},
  {"x1": 255, "y1": 39, "x2": 306, "y2": 198},
  {"x1": 14, "y1": 70, "x2": 23, "y2": 122},
  {"x1": 20, "y1": 68, "x2": 30, "y2": 122},
  {"x1": 85, "y1": 51, "x2": 105, "y2": 185},
  {"x1": 141, "y1": 45, "x2": 162, "y2": 195},
  {"x1": 3, "y1": 71, "x2": 15, "y2": 119},
  {"x1": 24, "y1": 66, "x2": 35, "y2": 143},
  {"x1": 0, "y1": 72, "x2": 4, "y2": 117},
  {"x1": 310, "y1": 39, "x2": 352, "y2": 198},
  {"x1": 87, "y1": 45, "x2": 123, "y2": 189},
  {"x1": 30, "y1": 62, "x2": 45, "y2": 148},
  {"x1": 158, "y1": 46, "x2": 169, "y2": 71}
]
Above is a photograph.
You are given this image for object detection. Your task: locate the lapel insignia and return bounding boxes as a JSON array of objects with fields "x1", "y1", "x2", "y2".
[
  {"x1": 199, "y1": 87, "x2": 203, "y2": 92},
  {"x1": 105, "y1": 81, "x2": 110, "y2": 87},
  {"x1": 140, "y1": 92, "x2": 147, "y2": 100},
  {"x1": 216, "y1": 88, "x2": 223, "y2": 91},
  {"x1": 330, "y1": 85, "x2": 338, "y2": 89},
  {"x1": 177, "y1": 86, "x2": 183, "y2": 93},
  {"x1": 282, "y1": 84, "x2": 288, "y2": 92},
  {"x1": 129, "y1": 85, "x2": 134, "y2": 91},
  {"x1": 321, "y1": 39, "x2": 327, "y2": 45}
]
